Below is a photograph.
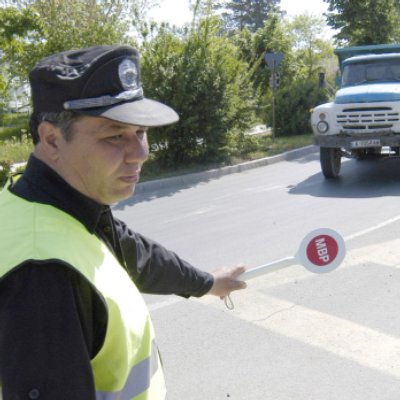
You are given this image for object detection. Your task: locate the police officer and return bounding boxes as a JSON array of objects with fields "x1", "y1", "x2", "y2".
[{"x1": 0, "y1": 45, "x2": 246, "y2": 399}]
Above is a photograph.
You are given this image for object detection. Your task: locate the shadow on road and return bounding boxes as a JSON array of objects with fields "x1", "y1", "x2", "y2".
[
  {"x1": 114, "y1": 174, "x2": 212, "y2": 210},
  {"x1": 288, "y1": 157, "x2": 400, "y2": 198}
]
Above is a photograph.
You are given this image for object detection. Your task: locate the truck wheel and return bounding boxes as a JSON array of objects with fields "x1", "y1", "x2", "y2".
[{"x1": 320, "y1": 147, "x2": 341, "y2": 178}]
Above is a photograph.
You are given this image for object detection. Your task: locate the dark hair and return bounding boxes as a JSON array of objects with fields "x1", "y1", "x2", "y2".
[{"x1": 29, "y1": 111, "x2": 82, "y2": 145}]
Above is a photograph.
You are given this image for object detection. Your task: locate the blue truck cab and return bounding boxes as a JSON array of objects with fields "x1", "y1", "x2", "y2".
[{"x1": 311, "y1": 44, "x2": 400, "y2": 178}]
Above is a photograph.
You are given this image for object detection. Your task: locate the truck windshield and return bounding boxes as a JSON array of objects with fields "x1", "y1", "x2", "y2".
[{"x1": 342, "y1": 58, "x2": 400, "y2": 86}]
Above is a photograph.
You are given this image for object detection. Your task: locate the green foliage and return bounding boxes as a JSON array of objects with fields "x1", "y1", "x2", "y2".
[
  {"x1": 257, "y1": 15, "x2": 336, "y2": 135},
  {"x1": 250, "y1": 16, "x2": 293, "y2": 91},
  {"x1": 141, "y1": 17, "x2": 255, "y2": 167},
  {"x1": 0, "y1": 75, "x2": 7, "y2": 109},
  {"x1": 324, "y1": 0, "x2": 400, "y2": 45},
  {"x1": 214, "y1": 0, "x2": 281, "y2": 33},
  {"x1": 0, "y1": 132, "x2": 33, "y2": 163},
  {"x1": 0, "y1": 160, "x2": 11, "y2": 188},
  {"x1": 274, "y1": 78, "x2": 329, "y2": 136},
  {"x1": 0, "y1": 113, "x2": 32, "y2": 163},
  {"x1": 33, "y1": 0, "x2": 131, "y2": 52},
  {"x1": 0, "y1": 6, "x2": 41, "y2": 43},
  {"x1": 0, "y1": 111, "x2": 28, "y2": 127},
  {"x1": 233, "y1": 15, "x2": 296, "y2": 124},
  {"x1": 287, "y1": 14, "x2": 335, "y2": 79},
  {"x1": 0, "y1": 6, "x2": 43, "y2": 103},
  {"x1": 0, "y1": 0, "x2": 140, "y2": 85}
]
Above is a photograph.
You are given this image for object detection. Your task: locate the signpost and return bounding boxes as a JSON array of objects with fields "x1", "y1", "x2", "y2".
[{"x1": 264, "y1": 52, "x2": 284, "y2": 139}]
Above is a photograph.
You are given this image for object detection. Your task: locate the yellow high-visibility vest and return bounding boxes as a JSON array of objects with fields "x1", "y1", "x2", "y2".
[{"x1": 0, "y1": 182, "x2": 166, "y2": 400}]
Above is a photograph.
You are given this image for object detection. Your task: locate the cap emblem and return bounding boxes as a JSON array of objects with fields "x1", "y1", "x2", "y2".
[{"x1": 119, "y1": 59, "x2": 139, "y2": 90}]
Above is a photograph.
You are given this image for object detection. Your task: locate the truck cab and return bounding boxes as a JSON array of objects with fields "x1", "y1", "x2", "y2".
[{"x1": 311, "y1": 44, "x2": 400, "y2": 178}]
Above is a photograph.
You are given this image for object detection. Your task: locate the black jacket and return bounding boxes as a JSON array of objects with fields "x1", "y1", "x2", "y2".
[{"x1": 0, "y1": 155, "x2": 213, "y2": 399}]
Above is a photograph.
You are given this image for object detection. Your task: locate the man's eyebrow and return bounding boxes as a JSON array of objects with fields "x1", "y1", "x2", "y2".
[
  {"x1": 105, "y1": 123, "x2": 147, "y2": 131},
  {"x1": 107, "y1": 123, "x2": 130, "y2": 131}
]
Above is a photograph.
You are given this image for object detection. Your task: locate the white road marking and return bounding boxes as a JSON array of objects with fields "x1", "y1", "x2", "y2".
[
  {"x1": 345, "y1": 214, "x2": 400, "y2": 241},
  {"x1": 147, "y1": 214, "x2": 400, "y2": 312},
  {"x1": 225, "y1": 292, "x2": 400, "y2": 379}
]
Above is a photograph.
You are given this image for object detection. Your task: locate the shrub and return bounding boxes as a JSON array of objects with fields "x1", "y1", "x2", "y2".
[
  {"x1": 0, "y1": 160, "x2": 11, "y2": 188},
  {"x1": 0, "y1": 134, "x2": 33, "y2": 164},
  {"x1": 141, "y1": 17, "x2": 255, "y2": 167},
  {"x1": 274, "y1": 78, "x2": 328, "y2": 136}
]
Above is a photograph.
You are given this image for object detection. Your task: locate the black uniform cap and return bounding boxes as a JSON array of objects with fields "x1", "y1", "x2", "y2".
[{"x1": 29, "y1": 45, "x2": 179, "y2": 127}]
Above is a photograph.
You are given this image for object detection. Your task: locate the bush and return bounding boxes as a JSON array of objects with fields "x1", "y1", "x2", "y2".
[
  {"x1": 141, "y1": 18, "x2": 255, "y2": 167},
  {"x1": 0, "y1": 113, "x2": 30, "y2": 142},
  {"x1": 0, "y1": 160, "x2": 11, "y2": 187},
  {"x1": 273, "y1": 78, "x2": 328, "y2": 136},
  {"x1": 0, "y1": 134, "x2": 33, "y2": 164}
]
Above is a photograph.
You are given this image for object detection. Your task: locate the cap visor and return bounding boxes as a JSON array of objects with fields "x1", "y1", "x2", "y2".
[{"x1": 80, "y1": 98, "x2": 179, "y2": 127}]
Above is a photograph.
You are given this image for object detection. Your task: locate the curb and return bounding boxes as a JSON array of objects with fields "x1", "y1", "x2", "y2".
[{"x1": 135, "y1": 145, "x2": 318, "y2": 194}]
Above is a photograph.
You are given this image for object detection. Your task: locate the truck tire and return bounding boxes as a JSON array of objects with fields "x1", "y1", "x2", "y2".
[{"x1": 320, "y1": 147, "x2": 341, "y2": 179}]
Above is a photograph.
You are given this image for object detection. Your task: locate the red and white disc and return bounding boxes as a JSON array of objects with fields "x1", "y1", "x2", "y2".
[{"x1": 297, "y1": 228, "x2": 345, "y2": 274}]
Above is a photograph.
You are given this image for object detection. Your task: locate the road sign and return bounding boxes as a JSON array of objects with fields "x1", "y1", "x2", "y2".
[{"x1": 264, "y1": 52, "x2": 284, "y2": 70}]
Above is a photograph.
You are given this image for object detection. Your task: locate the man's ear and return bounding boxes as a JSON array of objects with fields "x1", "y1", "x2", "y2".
[{"x1": 36, "y1": 121, "x2": 64, "y2": 160}]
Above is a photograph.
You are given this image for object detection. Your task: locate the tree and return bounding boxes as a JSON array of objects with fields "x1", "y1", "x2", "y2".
[
  {"x1": 264, "y1": 14, "x2": 334, "y2": 136},
  {"x1": 0, "y1": 0, "x2": 154, "y2": 88},
  {"x1": 286, "y1": 13, "x2": 335, "y2": 80},
  {"x1": 324, "y1": 0, "x2": 400, "y2": 45},
  {"x1": 0, "y1": 6, "x2": 44, "y2": 108},
  {"x1": 232, "y1": 14, "x2": 293, "y2": 127},
  {"x1": 232, "y1": 13, "x2": 333, "y2": 135},
  {"x1": 141, "y1": 17, "x2": 256, "y2": 166},
  {"x1": 215, "y1": 0, "x2": 281, "y2": 33}
]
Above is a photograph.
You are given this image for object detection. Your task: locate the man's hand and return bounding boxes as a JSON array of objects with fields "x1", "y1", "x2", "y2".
[{"x1": 208, "y1": 264, "x2": 247, "y2": 297}]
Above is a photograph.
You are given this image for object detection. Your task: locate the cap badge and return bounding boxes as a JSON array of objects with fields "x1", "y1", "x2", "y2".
[{"x1": 118, "y1": 59, "x2": 139, "y2": 90}]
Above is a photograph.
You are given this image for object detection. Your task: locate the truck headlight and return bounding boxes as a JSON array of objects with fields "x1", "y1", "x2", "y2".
[{"x1": 317, "y1": 120, "x2": 329, "y2": 133}]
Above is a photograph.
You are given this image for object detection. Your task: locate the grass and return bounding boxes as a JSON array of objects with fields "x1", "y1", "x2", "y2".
[
  {"x1": 0, "y1": 113, "x2": 32, "y2": 164},
  {"x1": 0, "y1": 135, "x2": 33, "y2": 164}
]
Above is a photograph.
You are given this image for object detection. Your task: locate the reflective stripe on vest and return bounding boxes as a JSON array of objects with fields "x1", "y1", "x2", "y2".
[{"x1": 96, "y1": 340, "x2": 159, "y2": 400}]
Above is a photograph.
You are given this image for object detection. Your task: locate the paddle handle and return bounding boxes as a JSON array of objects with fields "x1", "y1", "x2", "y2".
[{"x1": 237, "y1": 256, "x2": 297, "y2": 281}]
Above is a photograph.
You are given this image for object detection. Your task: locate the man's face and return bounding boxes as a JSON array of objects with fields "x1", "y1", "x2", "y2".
[{"x1": 55, "y1": 115, "x2": 149, "y2": 205}]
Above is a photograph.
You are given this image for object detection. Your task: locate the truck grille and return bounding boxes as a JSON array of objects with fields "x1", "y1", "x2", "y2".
[{"x1": 336, "y1": 107, "x2": 400, "y2": 130}]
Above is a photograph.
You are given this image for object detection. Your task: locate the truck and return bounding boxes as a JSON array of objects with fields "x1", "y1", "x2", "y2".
[{"x1": 310, "y1": 43, "x2": 400, "y2": 178}]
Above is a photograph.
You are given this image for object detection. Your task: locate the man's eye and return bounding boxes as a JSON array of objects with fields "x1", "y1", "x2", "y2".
[{"x1": 107, "y1": 135, "x2": 123, "y2": 142}]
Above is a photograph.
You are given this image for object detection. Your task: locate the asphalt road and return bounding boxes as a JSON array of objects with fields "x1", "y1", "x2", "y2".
[{"x1": 113, "y1": 147, "x2": 400, "y2": 400}]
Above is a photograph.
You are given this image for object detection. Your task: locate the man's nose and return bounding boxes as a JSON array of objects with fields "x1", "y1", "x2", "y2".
[{"x1": 125, "y1": 135, "x2": 149, "y2": 163}]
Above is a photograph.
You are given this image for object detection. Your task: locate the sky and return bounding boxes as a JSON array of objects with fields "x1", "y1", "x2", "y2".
[{"x1": 149, "y1": 0, "x2": 330, "y2": 26}]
